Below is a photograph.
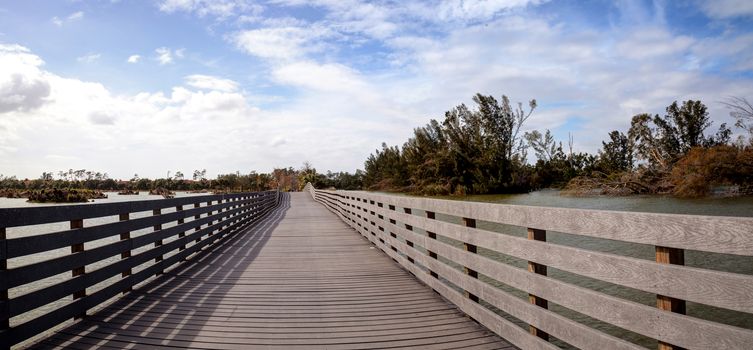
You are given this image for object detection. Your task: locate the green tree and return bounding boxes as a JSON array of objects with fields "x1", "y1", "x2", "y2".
[{"x1": 598, "y1": 131, "x2": 632, "y2": 173}]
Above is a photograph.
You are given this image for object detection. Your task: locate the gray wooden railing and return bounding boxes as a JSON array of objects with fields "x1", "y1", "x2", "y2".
[
  {"x1": 306, "y1": 184, "x2": 753, "y2": 350},
  {"x1": 0, "y1": 191, "x2": 279, "y2": 349}
]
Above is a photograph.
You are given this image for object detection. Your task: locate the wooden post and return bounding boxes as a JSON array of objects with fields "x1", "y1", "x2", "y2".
[
  {"x1": 70, "y1": 219, "x2": 85, "y2": 319},
  {"x1": 656, "y1": 246, "x2": 686, "y2": 350},
  {"x1": 425, "y1": 211, "x2": 439, "y2": 279},
  {"x1": 404, "y1": 208, "x2": 415, "y2": 264},
  {"x1": 194, "y1": 202, "x2": 201, "y2": 243},
  {"x1": 153, "y1": 209, "x2": 163, "y2": 275},
  {"x1": 1, "y1": 227, "x2": 8, "y2": 331},
  {"x1": 177, "y1": 205, "x2": 186, "y2": 260},
  {"x1": 527, "y1": 228, "x2": 549, "y2": 341},
  {"x1": 207, "y1": 200, "x2": 214, "y2": 236},
  {"x1": 217, "y1": 198, "x2": 224, "y2": 233},
  {"x1": 119, "y1": 213, "x2": 132, "y2": 294},
  {"x1": 462, "y1": 218, "x2": 479, "y2": 303}
]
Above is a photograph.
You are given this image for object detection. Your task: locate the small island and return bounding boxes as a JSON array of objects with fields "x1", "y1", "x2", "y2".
[{"x1": 27, "y1": 188, "x2": 107, "y2": 203}]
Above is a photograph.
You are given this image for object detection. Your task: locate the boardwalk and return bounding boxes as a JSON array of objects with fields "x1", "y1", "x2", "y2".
[{"x1": 34, "y1": 193, "x2": 510, "y2": 350}]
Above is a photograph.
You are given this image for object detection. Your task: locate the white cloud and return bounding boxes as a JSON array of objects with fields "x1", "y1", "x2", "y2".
[
  {"x1": 154, "y1": 47, "x2": 184, "y2": 65},
  {"x1": 68, "y1": 11, "x2": 84, "y2": 21},
  {"x1": 232, "y1": 26, "x2": 333, "y2": 60},
  {"x1": 184, "y1": 74, "x2": 239, "y2": 92},
  {"x1": 0, "y1": 44, "x2": 266, "y2": 178},
  {"x1": 51, "y1": 11, "x2": 84, "y2": 27},
  {"x1": 127, "y1": 54, "x2": 141, "y2": 63},
  {"x1": 0, "y1": 44, "x2": 51, "y2": 113},
  {"x1": 271, "y1": 61, "x2": 365, "y2": 93},
  {"x1": 77, "y1": 53, "x2": 101, "y2": 63},
  {"x1": 158, "y1": 0, "x2": 263, "y2": 20},
  {"x1": 435, "y1": 0, "x2": 546, "y2": 21},
  {"x1": 700, "y1": 0, "x2": 753, "y2": 19}
]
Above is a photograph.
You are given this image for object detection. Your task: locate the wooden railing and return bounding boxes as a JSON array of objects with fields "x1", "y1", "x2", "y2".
[
  {"x1": 0, "y1": 191, "x2": 278, "y2": 349},
  {"x1": 306, "y1": 185, "x2": 753, "y2": 350}
]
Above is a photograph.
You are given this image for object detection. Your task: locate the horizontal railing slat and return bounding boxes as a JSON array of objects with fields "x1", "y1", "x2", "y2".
[
  {"x1": 352, "y1": 197, "x2": 753, "y2": 350},
  {"x1": 383, "y1": 230, "x2": 643, "y2": 350},
  {"x1": 6, "y1": 208, "x2": 258, "y2": 346},
  {"x1": 0, "y1": 192, "x2": 262, "y2": 228},
  {"x1": 5, "y1": 195, "x2": 269, "y2": 258},
  {"x1": 339, "y1": 198, "x2": 559, "y2": 350},
  {"x1": 366, "y1": 201, "x2": 753, "y2": 314},
  {"x1": 9, "y1": 209, "x2": 244, "y2": 317},
  {"x1": 1, "y1": 191, "x2": 278, "y2": 348},
  {"x1": 6, "y1": 200, "x2": 261, "y2": 289},
  {"x1": 309, "y1": 187, "x2": 753, "y2": 350},
  {"x1": 344, "y1": 191, "x2": 753, "y2": 256}
]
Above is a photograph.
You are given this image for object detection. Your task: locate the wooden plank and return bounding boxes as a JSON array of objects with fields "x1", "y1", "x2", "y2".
[
  {"x1": 6, "y1": 204, "x2": 251, "y2": 289},
  {"x1": 346, "y1": 203, "x2": 641, "y2": 350},
  {"x1": 5, "y1": 196, "x2": 263, "y2": 258},
  {"x1": 353, "y1": 195, "x2": 753, "y2": 350},
  {"x1": 342, "y1": 212, "x2": 555, "y2": 350},
  {"x1": 320, "y1": 190, "x2": 753, "y2": 256},
  {"x1": 371, "y1": 205, "x2": 753, "y2": 313},
  {"x1": 0, "y1": 192, "x2": 271, "y2": 228},
  {"x1": 7, "y1": 201, "x2": 266, "y2": 317}
]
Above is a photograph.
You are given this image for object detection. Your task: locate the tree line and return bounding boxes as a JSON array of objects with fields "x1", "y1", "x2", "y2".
[
  {"x1": 362, "y1": 93, "x2": 753, "y2": 197},
  {"x1": 0, "y1": 165, "x2": 364, "y2": 195}
]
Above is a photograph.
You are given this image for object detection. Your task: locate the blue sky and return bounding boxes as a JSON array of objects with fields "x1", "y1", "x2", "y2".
[{"x1": 1, "y1": 0, "x2": 752, "y2": 179}]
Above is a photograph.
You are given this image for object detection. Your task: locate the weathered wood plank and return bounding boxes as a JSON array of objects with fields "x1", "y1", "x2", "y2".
[
  {"x1": 0, "y1": 192, "x2": 273, "y2": 228},
  {"x1": 323, "y1": 189, "x2": 753, "y2": 350},
  {"x1": 326, "y1": 190, "x2": 753, "y2": 256},
  {"x1": 369, "y1": 204, "x2": 753, "y2": 314}
]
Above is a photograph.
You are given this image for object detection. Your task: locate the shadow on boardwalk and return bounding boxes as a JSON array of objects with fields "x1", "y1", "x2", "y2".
[
  {"x1": 34, "y1": 192, "x2": 508, "y2": 350},
  {"x1": 35, "y1": 194, "x2": 290, "y2": 349}
]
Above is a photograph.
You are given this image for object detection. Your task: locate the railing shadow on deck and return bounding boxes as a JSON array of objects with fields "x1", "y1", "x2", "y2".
[{"x1": 33, "y1": 193, "x2": 290, "y2": 349}]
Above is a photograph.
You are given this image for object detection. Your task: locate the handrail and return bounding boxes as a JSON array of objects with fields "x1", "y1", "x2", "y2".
[
  {"x1": 0, "y1": 190, "x2": 279, "y2": 349},
  {"x1": 305, "y1": 184, "x2": 753, "y2": 350}
]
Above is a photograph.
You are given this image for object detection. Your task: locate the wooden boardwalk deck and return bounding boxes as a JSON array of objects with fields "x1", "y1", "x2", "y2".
[{"x1": 33, "y1": 192, "x2": 511, "y2": 350}]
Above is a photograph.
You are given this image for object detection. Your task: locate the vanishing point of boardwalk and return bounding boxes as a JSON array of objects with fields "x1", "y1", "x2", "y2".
[{"x1": 36, "y1": 193, "x2": 510, "y2": 349}]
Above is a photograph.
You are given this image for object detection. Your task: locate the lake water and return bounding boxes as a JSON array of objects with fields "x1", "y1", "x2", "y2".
[{"x1": 422, "y1": 190, "x2": 753, "y2": 349}]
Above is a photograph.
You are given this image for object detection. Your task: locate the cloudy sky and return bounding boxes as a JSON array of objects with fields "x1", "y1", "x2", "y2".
[{"x1": 1, "y1": 0, "x2": 752, "y2": 179}]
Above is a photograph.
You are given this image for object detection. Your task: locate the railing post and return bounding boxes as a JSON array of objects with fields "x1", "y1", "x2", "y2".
[
  {"x1": 207, "y1": 200, "x2": 214, "y2": 236},
  {"x1": 70, "y1": 219, "x2": 85, "y2": 319},
  {"x1": 153, "y1": 209, "x2": 163, "y2": 275},
  {"x1": 194, "y1": 202, "x2": 201, "y2": 243},
  {"x1": 656, "y1": 246, "x2": 686, "y2": 350},
  {"x1": 462, "y1": 218, "x2": 479, "y2": 303},
  {"x1": 527, "y1": 228, "x2": 549, "y2": 341},
  {"x1": 217, "y1": 198, "x2": 224, "y2": 233},
  {"x1": 119, "y1": 213, "x2": 132, "y2": 294},
  {"x1": 425, "y1": 212, "x2": 439, "y2": 279},
  {"x1": 1, "y1": 227, "x2": 8, "y2": 334},
  {"x1": 177, "y1": 205, "x2": 186, "y2": 260},
  {"x1": 404, "y1": 208, "x2": 414, "y2": 264}
]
